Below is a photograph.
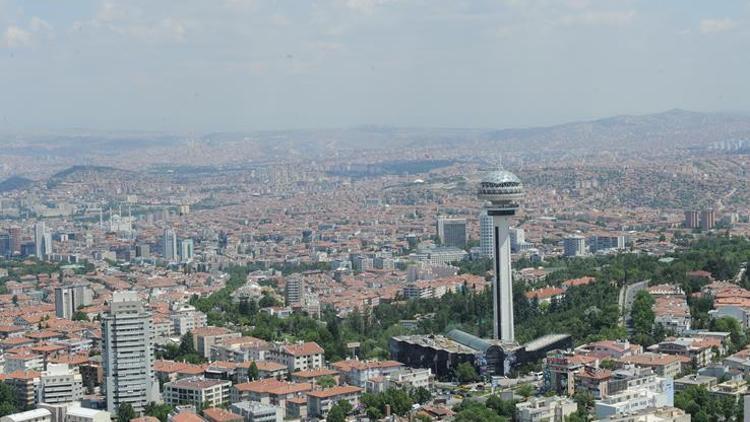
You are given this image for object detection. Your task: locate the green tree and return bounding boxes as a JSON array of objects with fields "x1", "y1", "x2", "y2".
[
  {"x1": 411, "y1": 386, "x2": 431, "y2": 405},
  {"x1": 0, "y1": 383, "x2": 17, "y2": 416},
  {"x1": 144, "y1": 403, "x2": 173, "y2": 422},
  {"x1": 117, "y1": 403, "x2": 136, "y2": 422},
  {"x1": 179, "y1": 332, "x2": 197, "y2": 356},
  {"x1": 454, "y1": 401, "x2": 506, "y2": 422},
  {"x1": 326, "y1": 400, "x2": 352, "y2": 422},
  {"x1": 455, "y1": 362, "x2": 479, "y2": 384},
  {"x1": 73, "y1": 311, "x2": 89, "y2": 321},
  {"x1": 517, "y1": 384, "x2": 535, "y2": 399},
  {"x1": 248, "y1": 361, "x2": 259, "y2": 381},
  {"x1": 317, "y1": 375, "x2": 337, "y2": 389}
]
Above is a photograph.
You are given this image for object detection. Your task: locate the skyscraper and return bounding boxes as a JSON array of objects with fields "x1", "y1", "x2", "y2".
[
  {"x1": 179, "y1": 238, "x2": 194, "y2": 262},
  {"x1": 102, "y1": 291, "x2": 158, "y2": 414},
  {"x1": 34, "y1": 221, "x2": 52, "y2": 258},
  {"x1": 478, "y1": 170, "x2": 524, "y2": 343},
  {"x1": 436, "y1": 217, "x2": 467, "y2": 248},
  {"x1": 0, "y1": 232, "x2": 10, "y2": 258},
  {"x1": 163, "y1": 228, "x2": 178, "y2": 261}
]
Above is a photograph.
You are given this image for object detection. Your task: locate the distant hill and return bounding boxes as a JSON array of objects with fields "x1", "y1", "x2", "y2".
[
  {"x1": 0, "y1": 176, "x2": 33, "y2": 193},
  {"x1": 47, "y1": 165, "x2": 132, "y2": 188}
]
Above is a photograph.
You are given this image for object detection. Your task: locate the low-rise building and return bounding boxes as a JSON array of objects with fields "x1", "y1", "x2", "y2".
[
  {"x1": 163, "y1": 377, "x2": 231, "y2": 408},
  {"x1": 595, "y1": 376, "x2": 674, "y2": 419},
  {"x1": 516, "y1": 396, "x2": 578, "y2": 422},
  {"x1": 619, "y1": 353, "x2": 682, "y2": 378},
  {"x1": 268, "y1": 342, "x2": 324, "y2": 372},
  {"x1": 306, "y1": 386, "x2": 362, "y2": 419},
  {"x1": 0, "y1": 409, "x2": 52, "y2": 422},
  {"x1": 229, "y1": 402, "x2": 281, "y2": 422}
]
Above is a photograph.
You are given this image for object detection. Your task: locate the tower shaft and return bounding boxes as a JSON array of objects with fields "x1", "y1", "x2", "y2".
[{"x1": 492, "y1": 214, "x2": 514, "y2": 343}]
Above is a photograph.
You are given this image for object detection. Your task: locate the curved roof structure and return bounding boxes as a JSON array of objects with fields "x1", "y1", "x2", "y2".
[{"x1": 480, "y1": 170, "x2": 521, "y2": 185}]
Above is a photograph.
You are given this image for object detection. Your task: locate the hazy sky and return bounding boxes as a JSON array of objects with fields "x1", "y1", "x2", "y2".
[{"x1": 1, "y1": 0, "x2": 749, "y2": 132}]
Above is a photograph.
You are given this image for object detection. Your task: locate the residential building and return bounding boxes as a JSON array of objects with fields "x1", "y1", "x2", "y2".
[
  {"x1": 332, "y1": 359, "x2": 403, "y2": 388},
  {"x1": 55, "y1": 285, "x2": 93, "y2": 320},
  {"x1": 229, "y1": 402, "x2": 281, "y2": 422},
  {"x1": 563, "y1": 235, "x2": 586, "y2": 257},
  {"x1": 65, "y1": 407, "x2": 111, "y2": 422},
  {"x1": 595, "y1": 376, "x2": 674, "y2": 419},
  {"x1": 284, "y1": 276, "x2": 304, "y2": 307},
  {"x1": 0, "y1": 409, "x2": 52, "y2": 422},
  {"x1": 101, "y1": 291, "x2": 159, "y2": 414},
  {"x1": 163, "y1": 377, "x2": 231, "y2": 408},
  {"x1": 599, "y1": 407, "x2": 689, "y2": 422},
  {"x1": 268, "y1": 342, "x2": 324, "y2": 372},
  {"x1": 620, "y1": 354, "x2": 682, "y2": 378},
  {"x1": 192, "y1": 327, "x2": 241, "y2": 359},
  {"x1": 516, "y1": 396, "x2": 578, "y2": 422},
  {"x1": 306, "y1": 386, "x2": 362, "y2": 419},
  {"x1": 37, "y1": 364, "x2": 84, "y2": 404},
  {"x1": 4, "y1": 370, "x2": 41, "y2": 408}
]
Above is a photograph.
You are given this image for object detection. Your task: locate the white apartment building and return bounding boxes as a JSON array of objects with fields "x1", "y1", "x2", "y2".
[
  {"x1": 516, "y1": 396, "x2": 578, "y2": 422},
  {"x1": 268, "y1": 342, "x2": 324, "y2": 372},
  {"x1": 163, "y1": 377, "x2": 231, "y2": 408},
  {"x1": 37, "y1": 364, "x2": 84, "y2": 404},
  {"x1": 0, "y1": 409, "x2": 52, "y2": 422},
  {"x1": 101, "y1": 291, "x2": 159, "y2": 414},
  {"x1": 595, "y1": 376, "x2": 674, "y2": 419}
]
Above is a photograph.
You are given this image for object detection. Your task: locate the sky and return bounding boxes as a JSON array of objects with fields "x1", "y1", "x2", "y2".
[{"x1": 0, "y1": 0, "x2": 749, "y2": 132}]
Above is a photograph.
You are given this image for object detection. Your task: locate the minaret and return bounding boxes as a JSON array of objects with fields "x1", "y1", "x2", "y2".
[{"x1": 477, "y1": 169, "x2": 524, "y2": 343}]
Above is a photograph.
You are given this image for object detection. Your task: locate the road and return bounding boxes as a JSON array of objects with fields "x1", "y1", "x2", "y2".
[{"x1": 619, "y1": 279, "x2": 649, "y2": 329}]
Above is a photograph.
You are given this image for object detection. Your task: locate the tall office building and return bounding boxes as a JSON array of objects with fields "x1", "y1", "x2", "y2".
[
  {"x1": 135, "y1": 244, "x2": 150, "y2": 259},
  {"x1": 179, "y1": 238, "x2": 194, "y2": 262},
  {"x1": 479, "y1": 211, "x2": 494, "y2": 258},
  {"x1": 478, "y1": 170, "x2": 524, "y2": 343},
  {"x1": 102, "y1": 291, "x2": 158, "y2": 414},
  {"x1": 684, "y1": 210, "x2": 699, "y2": 229},
  {"x1": 0, "y1": 233, "x2": 10, "y2": 258},
  {"x1": 55, "y1": 285, "x2": 93, "y2": 319},
  {"x1": 163, "y1": 229, "x2": 178, "y2": 261},
  {"x1": 563, "y1": 235, "x2": 587, "y2": 257},
  {"x1": 700, "y1": 209, "x2": 716, "y2": 231},
  {"x1": 436, "y1": 217, "x2": 467, "y2": 248},
  {"x1": 34, "y1": 221, "x2": 52, "y2": 258}
]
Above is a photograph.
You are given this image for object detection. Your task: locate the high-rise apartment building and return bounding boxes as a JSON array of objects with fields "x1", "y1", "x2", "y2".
[
  {"x1": 285, "y1": 275, "x2": 305, "y2": 306},
  {"x1": 101, "y1": 291, "x2": 158, "y2": 414},
  {"x1": 700, "y1": 209, "x2": 715, "y2": 231},
  {"x1": 55, "y1": 285, "x2": 93, "y2": 319},
  {"x1": 479, "y1": 211, "x2": 494, "y2": 258},
  {"x1": 436, "y1": 217, "x2": 467, "y2": 248},
  {"x1": 684, "y1": 210, "x2": 700, "y2": 229}
]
